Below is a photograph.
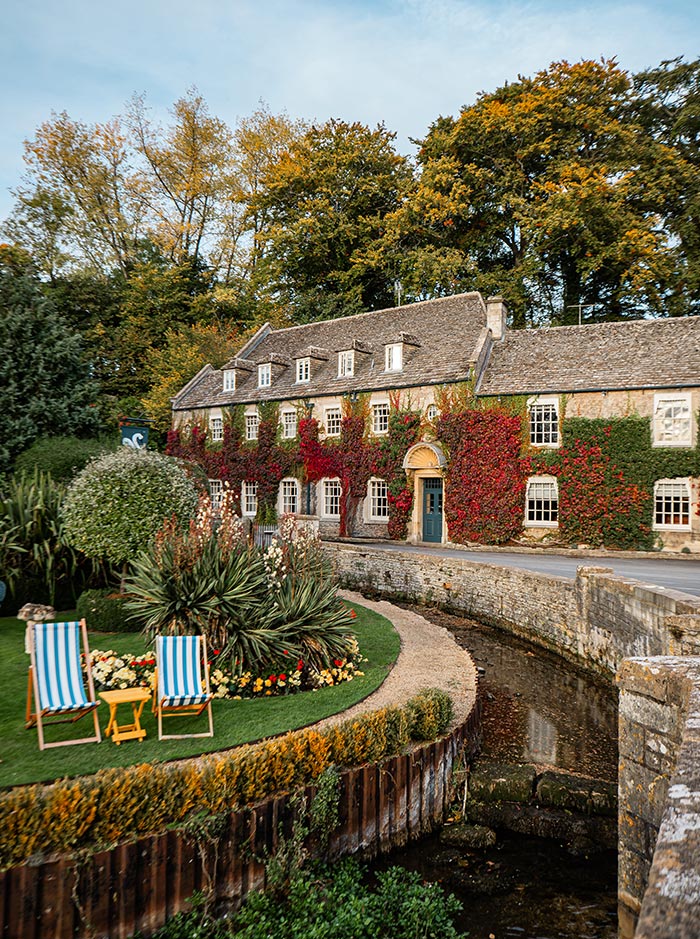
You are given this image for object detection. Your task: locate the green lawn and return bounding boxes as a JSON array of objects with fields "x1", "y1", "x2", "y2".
[{"x1": 0, "y1": 601, "x2": 400, "y2": 788}]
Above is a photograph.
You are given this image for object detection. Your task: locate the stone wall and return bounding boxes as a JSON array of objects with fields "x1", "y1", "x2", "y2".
[{"x1": 325, "y1": 544, "x2": 700, "y2": 939}]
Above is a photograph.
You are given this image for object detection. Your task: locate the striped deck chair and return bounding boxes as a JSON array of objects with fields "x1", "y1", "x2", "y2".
[
  {"x1": 153, "y1": 635, "x2": 214, "y2": 740},
  {"x1": 25, "y1": 619, "x2": 101, "y2": 750}
]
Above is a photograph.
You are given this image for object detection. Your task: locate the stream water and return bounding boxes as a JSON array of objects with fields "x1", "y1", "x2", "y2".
[{"x1": 375, "y1": 606, "x2": 620, "y2": 939}]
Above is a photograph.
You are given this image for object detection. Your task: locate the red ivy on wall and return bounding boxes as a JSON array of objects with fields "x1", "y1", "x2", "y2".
[
  {"x1": 438, "y1": 409, "x2": 528, "y2": 545},
  {"x1": 546, "y1": 432, "x2": 650, "y2": 548}
]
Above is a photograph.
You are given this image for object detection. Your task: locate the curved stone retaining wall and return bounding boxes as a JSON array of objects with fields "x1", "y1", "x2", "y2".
[
  {"x1": 0, "y1": 709, "x2": 480, "y2": 939},
  {"x1": 325, "y1": 543, "x2": 700, "y2": 939}
]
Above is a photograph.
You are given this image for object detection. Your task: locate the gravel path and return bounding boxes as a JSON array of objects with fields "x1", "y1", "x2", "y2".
[{"x1": 314, "y1": 590, "x2": 477, "y2": 732}]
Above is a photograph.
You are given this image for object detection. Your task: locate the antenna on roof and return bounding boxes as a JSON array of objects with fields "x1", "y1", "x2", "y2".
[
  {"x1": 566, "y1": 303, "x2": 596, "y2": 325},
  {"x1": 394, "y1": 280, "x2": 403, "y2": 307}
]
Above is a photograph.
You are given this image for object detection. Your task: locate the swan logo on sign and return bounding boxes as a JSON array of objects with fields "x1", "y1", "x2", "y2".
[{"x1": 121, "y1": 426, "x2": 149, "y2": 449}]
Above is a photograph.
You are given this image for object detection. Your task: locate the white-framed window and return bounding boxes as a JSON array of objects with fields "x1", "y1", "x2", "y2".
[
  {"x1": 525, "y1": 476, "x2": 559, "y2": 527},
  {"x1": 385, "y1": 343, "x2": 402, "y2": 372},
  {"x1": 372, "y1": 402, "x2": 390, "y2": 434},
  {"x1": 296, "y1": 357, "x2": 310, "y2": 383},
  {"x1": 282, "y1": 409, "x2": 297, "y2": 439},
  {"x1": 223, "y1": 370, "x2": 235, "y2": 392},
  {"x1": 653, "y1": 394, "x2": 693, "y2": 447},
  {"x1": 368, "y1": 478, "x2": 389, "y2": 519},
  {"x1": 338, "y1": 350, "x2": 354, "y2": 377},
  {"x1": 653, "y1": 479, "x2": 691, "y2": 529},
  {"x1": 210, "y1": 416, "x2": 223, "y2": 441},
  {"x1": 529, "y1": 398, "x2": 559, "y2": 447},
  {"x1": 242, "y1": 480, "x2": 258, "y2": 517},
  {"x1": 258, "y1": 363, "x2": 271, "y2": 388},
  {"x1": 245, "y1": 412, "x2": 259, "y2": 441},
  {"x1": 322, "y1": 478, "x2": 342, "y2": 518},
  {"x1": 209, "y1": 479, "x2": 223, "y2": 511},
  {"x1": 280, "y1": 478, "x2": 299, "y2": 515},
  {"x1": 325, "y1": 407, "x2": 342, "y2": 436},
  {"x1": 426, "y1": 404, "x2": 438, "y2": 421}
]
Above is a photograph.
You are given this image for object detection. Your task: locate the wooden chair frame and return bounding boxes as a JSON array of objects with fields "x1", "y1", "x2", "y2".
[
  {"x1": 25, "y1": 618, "x2": 102, "y2": 751},
  {"x1": 152, "y1": 634, "x2": 214, "y2": 741}
]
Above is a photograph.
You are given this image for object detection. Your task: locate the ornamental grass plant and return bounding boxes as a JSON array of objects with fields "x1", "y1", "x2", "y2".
[{"x1": 125, "y1": 496, "x2": 356, "y2": 674}]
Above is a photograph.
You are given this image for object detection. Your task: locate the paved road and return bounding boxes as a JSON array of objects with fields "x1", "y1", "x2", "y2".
[{"x1": 361, "y1": 542, "x2": 700, "y2": 598}]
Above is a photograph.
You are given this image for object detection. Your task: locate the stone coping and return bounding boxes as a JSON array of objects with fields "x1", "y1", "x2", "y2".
[{"x1": 313, "y1": 590, "x2": 478, "y2": 733}]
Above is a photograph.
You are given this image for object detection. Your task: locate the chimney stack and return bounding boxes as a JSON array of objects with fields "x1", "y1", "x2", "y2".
[{"x1": 486, "y1": 296, "x2": 508, "y2": 340}]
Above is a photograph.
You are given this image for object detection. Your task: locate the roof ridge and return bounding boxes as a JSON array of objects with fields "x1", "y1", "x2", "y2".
[
  {"x1": 519, "y1": 315, "x2": 700, "y2": 334},
  {"x1": 257, "y1": 292, "x2": 483, "y2": 340}
]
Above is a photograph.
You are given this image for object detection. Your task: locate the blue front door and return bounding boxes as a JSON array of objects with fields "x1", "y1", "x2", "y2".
[{"x1": 422, "y1": 478, "x2": 443, "y2": 543}]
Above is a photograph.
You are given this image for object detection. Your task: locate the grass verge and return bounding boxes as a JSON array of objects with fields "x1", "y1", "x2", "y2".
[{"x1": 0, "y1": 600, "x2": 400, "y2": 788}]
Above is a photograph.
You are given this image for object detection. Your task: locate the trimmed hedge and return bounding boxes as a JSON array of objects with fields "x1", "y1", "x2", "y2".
[
  {"x1": 76, "y1": 589, "x2": 133, "y2": 632},
  {"x1": 0, "y1": 688, "x2": 453, "y2": 868}
]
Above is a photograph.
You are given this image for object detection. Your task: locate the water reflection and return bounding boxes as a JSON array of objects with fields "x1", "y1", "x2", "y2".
[{"x1": 419, "y1": 608, "x2": 618, "y2": 782}]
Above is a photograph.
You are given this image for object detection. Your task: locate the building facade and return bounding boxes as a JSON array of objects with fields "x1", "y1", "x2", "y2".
[{"x1": 171, "y1": 292, "x2": 700, "y2": 551}]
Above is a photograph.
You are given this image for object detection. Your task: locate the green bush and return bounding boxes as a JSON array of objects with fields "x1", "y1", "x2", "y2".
[
  {"x1": 406, "y1": 686, "x2": 455, "y2": 740},
  {"x1": 76, "y1": 589, "x2": 133, "y2": 632},
  {"x1": 61, "y1": 449, "x2": 200, "y2": 573},
  {"x1": 13, "y1": 436, "x2": 115, "y2": 482}
]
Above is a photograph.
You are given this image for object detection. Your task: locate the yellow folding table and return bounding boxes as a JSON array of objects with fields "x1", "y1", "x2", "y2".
[{"x1": 100, "y1": 688, "x2": 151, "y2": 744}]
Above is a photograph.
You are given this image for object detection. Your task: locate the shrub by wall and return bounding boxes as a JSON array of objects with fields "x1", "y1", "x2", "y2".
[{"x1": 0, "y1": 688, "x2": 453, "y2": 869}]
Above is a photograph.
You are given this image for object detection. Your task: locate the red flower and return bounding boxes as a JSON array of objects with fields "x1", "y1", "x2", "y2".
[
  {"x1": 334, "y1": 659, "x2": 343, "y2": 667},
  {"x1": 269, "y1": 674, "x2": 277, "y2": 682},
  {"x1": 279, "y1": 673, "x2": 287, "y2": 681}
]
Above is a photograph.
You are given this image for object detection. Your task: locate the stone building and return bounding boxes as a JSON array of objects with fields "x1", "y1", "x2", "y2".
[{"x1": 171, "y1": 292, "x2": 700, "y2": 551}]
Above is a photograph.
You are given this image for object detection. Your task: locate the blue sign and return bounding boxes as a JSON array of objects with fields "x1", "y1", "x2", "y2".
[{"x1": 121, "y1": 425, "x2": 149, "y2": 449}]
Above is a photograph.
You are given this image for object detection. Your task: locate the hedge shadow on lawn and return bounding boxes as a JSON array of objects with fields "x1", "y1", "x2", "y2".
[{"x1": 0, "y1": 601, "x2": 400, "y2": 789}]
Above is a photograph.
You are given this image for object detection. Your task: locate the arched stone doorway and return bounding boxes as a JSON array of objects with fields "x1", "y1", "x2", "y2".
[{"x1": 402, "y1": 442, "x2": 447, "y2": 544}]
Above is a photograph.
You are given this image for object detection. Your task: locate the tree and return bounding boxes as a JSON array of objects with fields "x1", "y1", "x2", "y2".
[
  {"x1": 141, "y1": 321, "x2": 241, "y2": 431},
  {"x1": 254, "y1": 119, "x2": 412, "y2": 320},
  {"x1": 633, "y1": 57, "x2": 700, "y2": 314},
  {"x1": 390, "y1": 59, "x2": 686, "y2": 325},
  {"x1": 18, "y1": 111, "x2": 143, "y2": 275},
  {"x1": 0, "y1": 248, "x2": 99, "y2": 472},
  {"x1": 61, "y1": 448, "x2": 200, "y2": 585}
]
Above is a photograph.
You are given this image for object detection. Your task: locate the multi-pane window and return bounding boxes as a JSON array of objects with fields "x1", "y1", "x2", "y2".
[
  {"x1": 281, "y1": 478, "x2": 299, "y2": 515},
  {"x1": 529, "y1": 401, "x2": 559, "y2": 446},
  {"x1": 245, "y1": 412, "x2": 259, "y2": 441},
  {"x1": 654, "y1": 480, "x2": 691, "y2": 528},
  {"x1": 296, "y1": 357, "x2": 310, "y2": 383},
  {"x1": 525, "y1": 476, "x2": 559, "y2": 526},
  {"x1": 242, "y1": 481, "x2": 258, "y2": 517},
  {"x1": 323, "y1": 479, "x2": 342, "y2": 517},
  {"x1": 372, "y1": 402, "x2": 390, "y2": 434},
  {"x1": 258, "y1": 363, "x2": 271, "y2": 388},
  {"x1": 282, "y1": 410, "x2": 297, "y2": 439},
  {"x1": 223, "y1": 370, "x2": 235, "y2": 392},
  {"x1": 338, "y1": 350, "x2": 354, "y2": 377},
  {"x1": 210, "y1": 416, "x2": 223, "y2": 441},
  {"x1": 209, "y1": 479, "x2": 223, "y2": 511},
  {"x1": 426, "y1": 404, "x2": 438, "y2": 421},
  {"x1": 385, "y1": 343, "x2": 402, "y2": 372},
  {"x1": 653, "y1": 395, "x2": 692, "y2": 446},
  {"x1": 325, "y1": 407, "x2": 342, "y2": 436},
  {"x1": 369, "y1": 479, "x2": 389, "y2": 519}
]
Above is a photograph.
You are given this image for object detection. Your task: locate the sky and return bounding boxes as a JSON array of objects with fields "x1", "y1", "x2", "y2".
[{"x1": 0, "y1": 0, "x2": 699, "y2": 223}]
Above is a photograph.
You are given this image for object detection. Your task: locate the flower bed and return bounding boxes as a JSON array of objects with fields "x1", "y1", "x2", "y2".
[{"x1": 84, "y1": 630, "x2": 365, "y2": 700}]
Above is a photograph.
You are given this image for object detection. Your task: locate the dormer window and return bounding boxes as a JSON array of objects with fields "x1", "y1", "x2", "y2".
[
  {"x1": 296, "y1": 357, "x2": 310, "y2": 383},
  {"x1": 338, "y1": 350, "x2": 354, "y2": 378},
  {"x1": 223, "y1": 370, "x2": 235, "y2": 392},
  {"x1": 385, "y1": 343, "x2": 403, "y2": 372},
  {"x1": 258, "y1": 363, "x2": 271, "y2": 388}
]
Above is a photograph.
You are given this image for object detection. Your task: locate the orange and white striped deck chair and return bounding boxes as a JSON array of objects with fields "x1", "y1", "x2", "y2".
[
  {"x1": 153, "y1": 635, "x2": 214, "y2": 740},
  {"x1": 25, "y1": 619, "x2": 101, "y2": 750}
]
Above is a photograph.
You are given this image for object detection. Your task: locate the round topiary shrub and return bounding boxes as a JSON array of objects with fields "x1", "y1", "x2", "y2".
[
  {"x1": 76, "y1": 588, "x2": 134, "y2": 632},
  {"x1": 61, "y1": 449, "x2": 200, "y2": 579}
]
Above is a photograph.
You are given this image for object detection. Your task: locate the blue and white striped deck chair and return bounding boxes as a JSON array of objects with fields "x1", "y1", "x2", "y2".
[
  {"x1": 154, "y1": 635, "x2": 213, "y2": 740},
  {"x1": 25, "y1": 619, "x2": 101, "y2": 751}
]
